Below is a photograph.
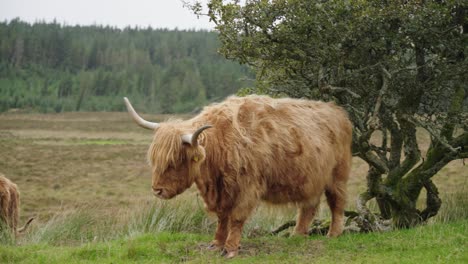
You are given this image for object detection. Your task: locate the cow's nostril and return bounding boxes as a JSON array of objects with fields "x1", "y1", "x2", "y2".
[{"x1": 153, "y1": 188, "x2": 163, "y2": 195}]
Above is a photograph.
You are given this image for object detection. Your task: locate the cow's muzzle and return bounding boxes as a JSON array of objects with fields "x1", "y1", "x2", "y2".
[
  {"x1": 152, "y1": 187, "x2": 171, "y2": 199},
  {"x1": 153, "y1": 187, "x2": 163, "y2": 196}
]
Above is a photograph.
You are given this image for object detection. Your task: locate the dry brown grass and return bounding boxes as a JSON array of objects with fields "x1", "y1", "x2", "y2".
[
  {"x1": 0, "y1": 112, "x2": 465, "y2": 230},
  {"x1": 0, "y1": 112, "x2": 174, "y2": 224}
]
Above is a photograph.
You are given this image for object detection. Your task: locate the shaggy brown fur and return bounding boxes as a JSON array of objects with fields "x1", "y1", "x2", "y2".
[
  {"x1": 129, "y1": 95, "x2": 352, "y2": 258},
  {"x1": 0, "y1": 174, "x2": 34, "y2": 236}
]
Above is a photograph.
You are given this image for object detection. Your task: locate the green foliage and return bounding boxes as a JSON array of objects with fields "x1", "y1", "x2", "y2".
[
  {"x1": 0, "y1": 19, "x2": 253, "y2": 113},
  {"x1": 207, "y1": 0, "x2": 467, "y2": 107}
]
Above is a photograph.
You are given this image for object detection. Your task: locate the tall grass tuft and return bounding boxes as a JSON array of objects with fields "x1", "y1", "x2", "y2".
[
  {"x1": 0, "y1": 221, "x2": 14, "y2": 245},
  {"x1": 125, "y1": 195, "x2": 214, "y2": 238},
  {"x1": 26, "y1": 209, "x2": 100, "y2": 245},
  {"x1": 433, "y1": 186, "x2": 468, "y2": 223},
  {"x1": 18, "y1": 194, "x2": 215, "y2": 246}
]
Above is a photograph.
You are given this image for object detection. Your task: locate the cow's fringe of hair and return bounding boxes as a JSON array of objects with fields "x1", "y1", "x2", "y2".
[
  {"x1": 147, "y1": 122, "x2": 208, "y2": 180},
  {"x1": 147, "y1": 124, "x2": 186, "y2": 175}
]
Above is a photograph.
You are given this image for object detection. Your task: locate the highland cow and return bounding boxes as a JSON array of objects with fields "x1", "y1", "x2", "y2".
[
  {"x1": 0, "y1": 174, "x2": 34, "y2": 236},
  {"x1": 124, "y1": 95, "x2": 352, "y2": 258}
]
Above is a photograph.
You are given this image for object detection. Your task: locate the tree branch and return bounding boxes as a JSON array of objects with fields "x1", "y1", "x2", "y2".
[
  {"x1": 360, "y1": 151, "x2": 389, "y2": 174},
  {"x1": 441, "y1": 85, "x2": 466, "y2": 140},
  {"x1": 356, "y1": 191, "x2": 374, "y2": 221},
  {"x1": 367, "y1": 66, "x2": 391, "y2": 130},
  {"x1": 420, "y1": 180, "x2": 442, "y2": 221},
  {"x1": 420, "y1": 153, "x2": 457, "y2": 181},
  {"x1": 402, "y1": 114, "x2": 460, "y2": 153},
  {"x1": 356, "y1": 191, "x2": 392, "y2": 232},
  {"x1": 321, "y1": 85, "x2": 361, "y2": 98},
  {"x1": 270, "y1": 220, "x2": 296, "y2": 235},
  {"x1": 386, "y1": 119, "x2": 421, "y2": 185},
  {"x1": 388, "y1": 121, "x2": 403, "y2": 169}
]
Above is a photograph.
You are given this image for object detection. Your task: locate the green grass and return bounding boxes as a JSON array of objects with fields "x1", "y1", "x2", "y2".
[
  {"x1": 1, "y1": 220, "x2": 466, "y2": 263},
  {"x1": 320, "y1": 221, "x2": 467, "y2": 263}
]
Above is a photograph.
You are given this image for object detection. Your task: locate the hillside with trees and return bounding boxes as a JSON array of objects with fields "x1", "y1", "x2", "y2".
[{"x1": 0, "y1": 19, "x2": 253, "y2": 113}]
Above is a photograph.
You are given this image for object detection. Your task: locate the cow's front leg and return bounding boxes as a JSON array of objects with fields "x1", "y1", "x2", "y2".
[
  {"x1": 222, "y1": 217, "x2": 246, "y2": 258},
  {"x1": 207, "y1": 213, "x2": 228, "y2": 251}
]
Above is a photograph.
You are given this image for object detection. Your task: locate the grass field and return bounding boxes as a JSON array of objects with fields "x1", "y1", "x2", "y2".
[
  {"x1": 0, "y1": 111, "x2": 466, "y2": 262},
  {"x1": 0, "y1": 220, "x2": 466, "y2": 263}
]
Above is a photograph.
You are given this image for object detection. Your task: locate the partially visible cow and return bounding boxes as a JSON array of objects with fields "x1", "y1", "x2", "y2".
[
  {"x1": 0, "y1": 174, "x2": 34, "y2": 237},
  {"x1": 124, "y1": 95, "x2": 352, "y2": 258}
]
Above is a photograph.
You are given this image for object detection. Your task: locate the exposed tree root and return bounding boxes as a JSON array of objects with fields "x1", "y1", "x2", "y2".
[
  {"x1": 270, "y1": 221, "x2": 296, "y2": 235},
  {"x1": 270, "y1": 212, "x2": 393, "y2": 237}
]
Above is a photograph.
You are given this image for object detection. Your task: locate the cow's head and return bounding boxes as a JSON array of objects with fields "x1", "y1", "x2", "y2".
[{"x1": 124, "y1": 97, "x2": 211, "y2": 199}]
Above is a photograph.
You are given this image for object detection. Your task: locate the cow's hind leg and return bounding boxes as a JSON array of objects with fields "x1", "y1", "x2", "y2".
[
  {"x1": 294, "y1": 202, "x2": 319, "y2": 236},
  {"x1": 9, "y1": 188, "x2": 19, "y2": 232},
  {"x1": 0, "y1": 189, "x2": 11, "y2": 230},
  {"x1": 326, "y1": 161, "x2": 350, "y2": 237}
]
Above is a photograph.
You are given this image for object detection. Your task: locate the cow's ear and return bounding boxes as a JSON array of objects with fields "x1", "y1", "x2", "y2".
[{"x1": 188, "y1": 147, "x2": 206, "y2": 163}]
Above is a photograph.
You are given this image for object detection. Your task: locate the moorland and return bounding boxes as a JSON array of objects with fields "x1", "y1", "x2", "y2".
[{"x1": 0, "y1": 111, "x2": 466, "y2": 263}]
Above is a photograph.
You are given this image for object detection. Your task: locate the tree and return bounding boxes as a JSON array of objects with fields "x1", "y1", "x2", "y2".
[{"x1": 195, "y1": 0, "x2": 467, "y2": 228}]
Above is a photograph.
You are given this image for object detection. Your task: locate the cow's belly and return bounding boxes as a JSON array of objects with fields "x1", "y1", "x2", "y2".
[
  {"x1": 260, "y1": 183, "x2": 310, "y2": 204},
  {"x1": 259, "y1": 172, "x2": 328, "y2": 204}
]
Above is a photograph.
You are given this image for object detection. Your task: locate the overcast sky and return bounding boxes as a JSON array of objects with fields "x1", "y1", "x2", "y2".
[{"x1": 0, "y1": 0, "x2": 214, "y2": 30}]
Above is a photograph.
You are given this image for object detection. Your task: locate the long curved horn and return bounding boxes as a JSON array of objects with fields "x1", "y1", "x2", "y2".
[
  {"x1": 17, "y1": 217, "x2": 34, "y2": 234},
  {"x1": 181, "y1": 125, "x2": 212, "y2": 146},
  {"x1": 123, "y1": 97, "x2": 159, "y2": 130}
]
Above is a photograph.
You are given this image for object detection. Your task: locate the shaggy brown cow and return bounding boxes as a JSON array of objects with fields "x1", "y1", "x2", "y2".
[
  {"x1": 124, "y1": 95, "x2": 352, "y2": 258},
  {"x1": 0, "y1": 174, "x2": 34, "y2": 236}
]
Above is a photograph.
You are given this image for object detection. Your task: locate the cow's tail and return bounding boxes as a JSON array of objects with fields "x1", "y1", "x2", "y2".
[{"x1": 17, "y1": 217, "x2": 34, "y2": 233}]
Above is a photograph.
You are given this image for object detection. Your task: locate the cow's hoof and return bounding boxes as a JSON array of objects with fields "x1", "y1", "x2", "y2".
[
  {"x1": 206, "y1": 243, "x2": 222, "y2": 251},
  {"x1": 221, "y1": 249, "x2": 238, "y2": 259},
  {"x1": 326, "y1": 231, "x2": 341, "y2": 238},
  {"x1": 292, "y1": 230, "x2": 309, "y2": 237}
]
